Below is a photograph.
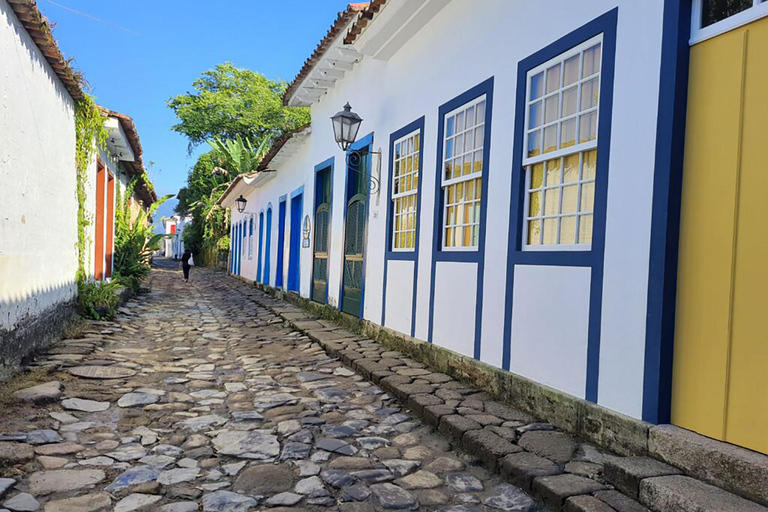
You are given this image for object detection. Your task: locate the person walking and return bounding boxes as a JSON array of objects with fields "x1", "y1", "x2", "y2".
[{"x1": 181, "y1": 249, "x2": 193, "y2": 282}]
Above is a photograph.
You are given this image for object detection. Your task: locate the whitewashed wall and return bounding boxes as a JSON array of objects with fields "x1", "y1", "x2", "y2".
[
  {"x1": 0, "y1": 0, "x2": 77, "y2": 331},
  {"x1": 233, "y1": 0, "x2": 666, "y2": 419}
]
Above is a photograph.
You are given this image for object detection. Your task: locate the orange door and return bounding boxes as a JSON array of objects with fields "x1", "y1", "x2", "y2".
[
  {"x1": 94, "y1": 162, "x2": 106, "y2": 281},
  {"x1": 105, "y1": 173, "x2": 115, "y2": 279}
]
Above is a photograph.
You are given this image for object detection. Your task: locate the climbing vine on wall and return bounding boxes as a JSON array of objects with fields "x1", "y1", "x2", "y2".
[{"x1": 74, "y1": 94, "x2": 108, "y2": 281}]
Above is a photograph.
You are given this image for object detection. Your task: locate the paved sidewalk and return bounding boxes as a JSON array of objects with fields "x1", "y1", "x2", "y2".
[{"x1": 0, "y1": 262, "x2": 543, "y2": 512}]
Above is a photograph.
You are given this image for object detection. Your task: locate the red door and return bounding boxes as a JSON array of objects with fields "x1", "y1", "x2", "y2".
[
  {"x1": 105, "y1": 173, "x2": 115, "y2": 278},
  {"x1": 94, "y1": 162, "x2": 106, "y2": 281}
]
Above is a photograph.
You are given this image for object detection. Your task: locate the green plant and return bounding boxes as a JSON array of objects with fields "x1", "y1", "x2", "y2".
[
  {"x1": 77, "y1": 279, "x2": 122, "y2": 320},
  {"x1": 113, "y1": 179, "x2": 172, "y2": 292},
  {"x1": 74, "y1": 95, "x2": 108, "y2": 278}
]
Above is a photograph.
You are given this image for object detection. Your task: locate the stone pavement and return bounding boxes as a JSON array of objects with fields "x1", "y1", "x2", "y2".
[
  {"x1": 4, "y1": 263, "x2": 761, "y2": 512},
  {"x1": 0, "y1": 262, "x2": 542, "y2": 512}
]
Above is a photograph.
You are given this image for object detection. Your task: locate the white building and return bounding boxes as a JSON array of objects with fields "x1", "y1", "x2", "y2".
[
  {"x1": 0, "y1": 0, "x2": 155, "y2": 377},
  {"x1": 162, "y1": 215, "x2": 190, "y2": 259},
  {"x1": 218, "y1": 0, "x2": 685, "y2": 429}
]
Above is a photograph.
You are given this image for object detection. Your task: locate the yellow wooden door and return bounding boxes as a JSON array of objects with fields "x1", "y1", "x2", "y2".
[{"x1": 674, "y1": 16, "x2": 768, "y2": 455}]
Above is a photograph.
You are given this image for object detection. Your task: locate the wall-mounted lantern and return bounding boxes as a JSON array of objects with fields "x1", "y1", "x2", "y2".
[
  {"x1": 331, "y1": 103, "x2": 363, "y2": 151},
  {"x1": 235, "y1": 195, "x2": 247, "y2": 214}
]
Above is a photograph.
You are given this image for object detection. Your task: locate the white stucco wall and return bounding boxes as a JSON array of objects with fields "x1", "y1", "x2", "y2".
[
  {"x1": 230, "y1": 0, "x2": 667, "y2": 419},
  {"x1": 0, "y1": 0, "x2": 77, "y2": 330}
]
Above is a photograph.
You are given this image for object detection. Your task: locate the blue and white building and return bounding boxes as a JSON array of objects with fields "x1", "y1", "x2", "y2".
[{"x1": 218, "y1": 0, "x2": 691, "y2": 429}]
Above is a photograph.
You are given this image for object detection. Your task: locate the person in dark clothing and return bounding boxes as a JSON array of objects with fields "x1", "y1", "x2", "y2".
[{"x1": 181, "y1": 250, "x2": 193, "y2": 282}]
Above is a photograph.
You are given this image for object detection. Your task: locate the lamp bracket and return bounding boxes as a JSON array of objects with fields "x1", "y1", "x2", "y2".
[{"x1": 346, "y1": 147, "x2": 382, "y2": 197}]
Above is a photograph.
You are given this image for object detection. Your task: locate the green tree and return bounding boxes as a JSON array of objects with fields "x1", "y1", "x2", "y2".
[{"x1": 167, "y1": 62, "x2": 309, "y2": 152}]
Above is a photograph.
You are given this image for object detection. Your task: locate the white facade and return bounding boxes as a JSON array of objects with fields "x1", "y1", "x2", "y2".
[
  {"x1": 0, "y1": 0, "x2": 78, "y2": 331},
  {"x1": 223, "y1": 0, "x2": 670, "y2": 421},
  {"x1": 163, "y1": 215, "x2": 190, "y2": 259}
]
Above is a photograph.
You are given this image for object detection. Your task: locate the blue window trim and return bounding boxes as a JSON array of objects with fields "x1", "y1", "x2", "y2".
[
  {"x1": 311, "y1": 157, "x2": 335, "y2": 304},
  {"x1": 427, "y1": 78, "x2": 494, "y2": 361},
  {"x1": 275, "y1": 196, "x2": 288, "y2": 289},
  {"x1": 229, "y1": 223, "x2": 235, "y2": 273},
  {"x1": 502, "y1": 9, "x2": 618, "y2": 405},
  {"x1": 642, "y1": 0, "x2": 692, "y2": 424},
  {"x1": 381, "y1": 117, "x2": 425, "y2": 336},
  {"x1": 264, "y1": 204, "x2": 273, "y2": 286},
  {"x1": 339, "y1": 132, "x2": 374, "y2": 318},
  {"x1": 291, "y1": 186, "x2": 304, "y2": 199},
  {"x1": 257, "y1": 210, "x2": 265, "y2": 283}
]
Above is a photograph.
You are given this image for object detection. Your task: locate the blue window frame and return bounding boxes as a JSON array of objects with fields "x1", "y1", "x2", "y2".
[
  {"x1": 288, "y1": 187, "x2": 304, "y2": 293},
  {"x1": 257, "y1": 211, "x2": 265, "y2": 282},
  {"x1": 502, "y1": 8, "x2": 617, "y2": 403},
  {"x1": 381, "y1": 117, "x2": 425, "y2": 336},
  {"x1": 427, "y1": 78, "x2": 494, "y2": 359}
]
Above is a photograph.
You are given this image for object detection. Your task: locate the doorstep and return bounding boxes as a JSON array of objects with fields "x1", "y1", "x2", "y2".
[{"x1": 247, "y1": 281, "x2": 768, "y2": 512}]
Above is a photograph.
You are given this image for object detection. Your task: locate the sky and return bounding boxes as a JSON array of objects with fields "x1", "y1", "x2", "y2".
[{"x1": 37, "y1": 0, "x2": 350, "y2": 222}]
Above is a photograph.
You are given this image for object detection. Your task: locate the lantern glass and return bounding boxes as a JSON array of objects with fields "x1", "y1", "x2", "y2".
[
  {"x1": 235, "y1": 195, "x2": 247, "y2": 214},
  {"x1": 331, "y1": 103, "x2": 363, "y2": 151}
]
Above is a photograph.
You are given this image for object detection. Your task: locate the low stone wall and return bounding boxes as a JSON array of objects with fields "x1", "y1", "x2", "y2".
[{"x1": 0, "y1": 299, "x2": 76, "y2": 380}]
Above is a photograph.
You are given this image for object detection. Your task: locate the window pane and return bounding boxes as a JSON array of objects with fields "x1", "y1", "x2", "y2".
[
  {"x1": 564, "y1": 55, "x2": 580, "y2": 86},
  {"x1": 528, "y1": 220, "x2": 541, "y2": 245},
  {"x1": 583, "y1": 149, "x2": 597, "y2": 179},
  {"x1": 583, "y1": 44, "x2": 602, "y2": 76},
  {"x1": 545, "y1": 158, "x2": 561, "y2": 186},
  {"x1": 476, "y1": 100, "x2": 486, "y2": 123},
  {"x1": 579, "y1": 214, "x2": 593, "y2": 244},
  {"x1": 546, "y1": 64, "x2": 561, "y2": 93},
  {"x1": 545, "y1": 95, "x2": 559, "y2": 124},
  {"x1": 475, "y1": 177, "x2": 482, "y2": 199},
  {"x1": 474, "y1": 149, "x2": 483, "y2": 174},
  {"x1": 528, "y1": 130, "x2": 542, "y2": 158},
  {"x1": 446, "y1": 138, "x2": 454, "y2": 159},
  {"x1": 562, "y1": 185, "x2": 578, "y2": 214},
  {"x1": 560, "y1": 216, "x2": 577, "y2": 245},
  {"x1": 544, "y1": 189, "x2": 560, "y2": 215},
  {"x1": 543, "y1": 218, "x2": 558, "y2": 244},
  {"x1": 543, "y1": 125, "x2": 558, "y2": 154},
  {"x1": 529, "y1": 191, "x2": 542, "y2": 217},
  {"x1": 447, "y1": 116, "x2": 455, "y2": 137},
  {"x1": 530, "y1": 73, "x2": 544, "y2": 100},
  {"x1": 474, "y1": 126, "x2": 484, "y2": 149},
  {"x1": 702, "y1": 0, "x2": 753, "y2": 27},
  {"x1": 579, "y1": 112, "x2": 597, "y2": 143},
  {"x1": 531, "y1": 163, "x2": 544, "y2": 189},
  {"x1": 562, "y1": 86, "x2": 578, "y2": 117},
  {"x1": 560, "y1": 118, "x2": 577, "y2": 148},
  {"x1": 581, "y1": 182, "x2": 595, "y2": 212},
  {"x1": 457, "y1": 111, "x2": 465, "y2": 132},
  {"x1": 581, "y1": 78, "x2": 599, "y2": 111},
  {"x1": 455, "y1": 134, "x2": 464, "y2": 155},
  {"x1": 453, "y1": 157, "x2": 462, "y2": 179},
  {"x1": 563, "y1": 154, "x2": 579, "y2": 183}
]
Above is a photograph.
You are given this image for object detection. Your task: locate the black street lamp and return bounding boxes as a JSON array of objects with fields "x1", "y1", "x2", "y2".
[
  {"x1": 235, "y1": 195, "x2": 247, "y2": 214},
  {"x1": 331, "y1": 103, "x2": 363, "y2": 151}
]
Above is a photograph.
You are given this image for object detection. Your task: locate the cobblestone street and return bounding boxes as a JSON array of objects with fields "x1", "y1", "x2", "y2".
[{"x1": 0, "y1": 262, "x2": 548, "y2": 512}]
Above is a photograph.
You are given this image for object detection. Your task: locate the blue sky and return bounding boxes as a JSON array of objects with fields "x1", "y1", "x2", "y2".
[{"x1": 38, "y1": 0, "x2": 349, "y2": 220}]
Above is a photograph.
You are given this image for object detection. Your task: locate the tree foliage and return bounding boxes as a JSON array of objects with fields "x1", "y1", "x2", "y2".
[
  {"x1": 170, "y1": 62, "x2": 307, "y2": 266},
  {"x1": 167, "y1": 62, "x2": 309, "y2": 152}
]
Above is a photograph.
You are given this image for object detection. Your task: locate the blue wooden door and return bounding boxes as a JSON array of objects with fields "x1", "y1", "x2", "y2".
[
  {"x1": 312, "y1": 167, "x2": 332, "y2": 304},
  {"x1": 288, "y1": 193, "x2": 303, "y2": 292},
  {"x1": 257, "y1": 212, "x2": 264, "y2": 282},
  {"x1": 276, "y1": 201, "x2": 287, "y2": 288},
  {"x1": 264, "y1": 208, "x2": 273, "y2": 285},
  {"x1": 341, "y1": 149, "x2": 370, "y2": 317}
]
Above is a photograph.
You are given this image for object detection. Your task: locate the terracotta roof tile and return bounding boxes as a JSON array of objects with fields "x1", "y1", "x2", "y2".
[
  {"x1": 6, "y1": 0, "x2": 84, "y2": 101},
  {"x1": 282, "y1": 2, "x2": 369, "y2": 106}
]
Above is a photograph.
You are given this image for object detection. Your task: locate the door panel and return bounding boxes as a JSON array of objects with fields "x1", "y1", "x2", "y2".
[
  {"x1": 674, "y1": 17, "x2": 768, "y2": 454},
  {"x1": 312, "y1": 167, "x2": 332, "y2": 303},
  {"x1": 276, "y1": 202, "x2": 286, "y2": 288},
  {"x1": 264, "y1": 208, "x2": 272, "y2": 285},
  {"x1": 341, "y1": 148, "x2": 370, "y2": 317},
  {"x1": 288, "y1": 193, "x2": 302, "y2": 293}
]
